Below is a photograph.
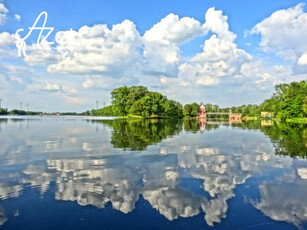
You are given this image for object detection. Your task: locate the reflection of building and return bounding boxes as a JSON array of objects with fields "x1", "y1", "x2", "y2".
[
  {"x1": 261, "y1": 120, "x2": 273, "y2": 126},
  {"x1": 197, "y1": 119, "x2": 207, "y2": 133},
  {"x1": 229, "y1": 114, "x2": 241, "y2": 123},
  {"x1": 261, "y1": 112, "x2": 274, "y2": 118}
]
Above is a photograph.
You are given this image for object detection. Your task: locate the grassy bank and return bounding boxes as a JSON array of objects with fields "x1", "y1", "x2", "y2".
[
  {"x1": 242, "y1": 116, "x2": 259, "y2": 120},
  {"x1": 121, "y1": 114, "x2": 144, "y2": 119},
  {"x1": 285, "y1": 118, "x2": 307, "y2": 123}
]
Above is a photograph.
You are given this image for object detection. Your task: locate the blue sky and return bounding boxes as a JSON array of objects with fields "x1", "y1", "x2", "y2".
[{"x1": 0, "y1": 0, "x2": 306, "y2": 111}]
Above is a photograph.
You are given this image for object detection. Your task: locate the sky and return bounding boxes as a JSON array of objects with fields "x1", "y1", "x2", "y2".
[{"x1": 0, "y1": 0, "x2": 306, "y2": 112}]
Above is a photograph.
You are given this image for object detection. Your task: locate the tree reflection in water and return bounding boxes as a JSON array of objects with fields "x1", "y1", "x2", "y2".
[{"x1": 0, "y1": 118, "x2": 306, "y2": 229}]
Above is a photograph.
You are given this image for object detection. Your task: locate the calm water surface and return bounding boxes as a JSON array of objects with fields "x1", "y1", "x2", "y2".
[{"x1": 0, "y1": 117, "x2": 306, "y2": 229}]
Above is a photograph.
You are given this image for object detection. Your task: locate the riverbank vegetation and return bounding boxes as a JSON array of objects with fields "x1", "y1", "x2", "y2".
[
  {"x1": 91, "y1": 86, "x2": 183, "y2": 118},
  {"x1": 91, "y1": 81, "x2": 306, "y2": 122},
  {"x1": 0, "y1": 108, "x2": 8, "y2": 115},
  {"x1": 210, "y1": 80, "x2": 307, "y2": 121},
  {"x1": 2, "y1": 81, "x2": 305, "y2": 122},
  {"x1": 260, "y1": 81, "x2": 307, "y2": 121}
]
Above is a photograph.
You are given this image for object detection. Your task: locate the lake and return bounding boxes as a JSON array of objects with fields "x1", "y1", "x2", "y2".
[{"x1": 0, "y1": 117, "x2": 306, "y2": 229}]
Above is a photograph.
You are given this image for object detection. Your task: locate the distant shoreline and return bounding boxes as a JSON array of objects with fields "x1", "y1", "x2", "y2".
[{"x1": 1, "y1": 115, "x2": 306, "y2": 124}]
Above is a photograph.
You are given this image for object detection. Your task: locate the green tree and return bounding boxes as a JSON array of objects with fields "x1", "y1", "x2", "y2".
[
  {"x1": 183, "y1": 104, "x2": 192, "y2": 117},
  {"x1": 191, "y1": 103, "x2": 199, "y2": 116},
  {"x1": 91, "y1": 105, "x2": 116, "y2": 116},
  {"x1": 111, "y1": 86, "x2": 149, "y2": 115},
  {"x1": 183, "y1": 102, "x2": 199, "y2": 117},
  {"x1": 163, "y1": 100, "x2": 183, "y2": 118},
  {"x1": 0, "y1": 108, "x2": 8, "y2": 115},
  {"x1": 9, "y1": 109, "x2": 26, "y2": 115}
]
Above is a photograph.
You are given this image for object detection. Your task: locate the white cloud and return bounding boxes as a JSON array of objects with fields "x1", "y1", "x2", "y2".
[
  {"x1": 0, "y1": 3, "x2": 8, "y2": 25},
  {"x1": 25, "y1": 14, "x2": 202, "y2": 79},
  {"x1": 46, "y1": 21, "x2": 141, "y2": 75},
  {"x1": 142, "y1": 14, "x2": 202, "y2": 78},
  {"x1": 0, "y1": 32, "x2": 16, "y2": 46},
  {"x1": 144, "y1": 13, "x2": 202, "y2": 44},
  {"x1": 251, "y1": 3, "x2": 307, "y2": 66},
  {"x1": 179, "y1": 7, "x2": 253, "y2": 87},
  {"x1": 24, "y1": 44, "x2": 57, "y2": 66},
  {"x1": 14, "y1": 14, "x2": 21, "y2": 22},
  {"x1": 0, "y1": 32, "x2": 19, "y2": 60},
  {"x1": 298, "y1": 53, "x2": 307, "y2": 65},
  {"x1": 44, "y1": 82, "x2": 63, "y2": 92},
  {"x1": 0, "y1": 5, "x2": 304, "y2": 108},
  {"x1": 202, "y1": 7, "x2": 236, "y2": 42}
]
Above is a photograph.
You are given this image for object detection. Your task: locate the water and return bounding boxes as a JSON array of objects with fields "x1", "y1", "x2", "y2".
[{"x1": 0, "y1": 117, "x2": 306, "y2": 229}]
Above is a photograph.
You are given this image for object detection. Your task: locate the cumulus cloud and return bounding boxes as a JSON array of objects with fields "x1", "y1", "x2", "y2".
[
  {"x1": 179, "y1": 7, "x2": 252, "y2": 87},
  {"x1": 47, "y1": 21, "x2": 141, "y2": 75},
  {"x1": 0, "y1": 32, "x2": 18, "y2": 59},
  {"x1": 251, "y1": 3, "x2": 307, "y2": 66},
  {"x1": 0, "y1": 32, "x2": 16, "y2": 46},
  {"x1": 202, "y1": 7, "x2": 236, "y2": 41},
  {"x1": 298, "y1": 53, "x2": 307, "y2": 65},
  {"x1": 142, "y1": 13, "x2": 203, "y2": 77},
  {"x1": 21, "y1": 13, "x2": 205, "y2": 95},
  {"x1": 0, "y1": 3, "x2": 8, "y2": 25},
  {"x1": 24, "y1": 20, "x2": 141, "y2": 76},
  {"x1": 25, "y1": 13, "x2": 202, "y2": 80},
  {"x1": 144, "y1": 13, "x2": 202, "y2": 44},
  {"x1": 1, "y1": 5, "x2": 304, "y2": 106},
  {"x1": 24, "y1": 44, "x2": 57, "y2": 66}
]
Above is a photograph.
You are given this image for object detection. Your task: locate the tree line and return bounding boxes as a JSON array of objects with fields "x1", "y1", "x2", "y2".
[
  {"x1": 184, "y1": 80, "x2": 307, "y2": 120},
  {"x1": 91, "y1": 86, "x2": 183, "y2": 118},
  {"x1": 0, "y1": 109, "x2": 42, "y2": 115},
  {"x1": 2, "y1": 80, "x2": 305, "y2": 120},
  {"x1": 260, "y1": 80, "x2": 307, "y2": 120}
]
